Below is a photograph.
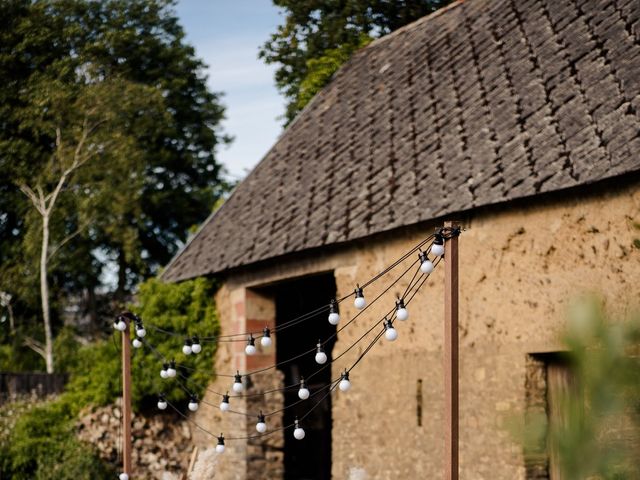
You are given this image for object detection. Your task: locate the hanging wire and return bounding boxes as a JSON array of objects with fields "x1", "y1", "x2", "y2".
[{"x1": 141, "y1": 233, "x2": 436, "y2": 342}]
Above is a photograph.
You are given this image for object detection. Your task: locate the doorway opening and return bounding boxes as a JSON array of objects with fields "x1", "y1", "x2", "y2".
[{"x1": 271, "y1": 272, "x2": 337, "y2": 480}]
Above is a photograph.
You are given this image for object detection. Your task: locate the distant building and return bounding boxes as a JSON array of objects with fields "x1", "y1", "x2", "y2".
[{"x1": 163, "y1": 0, "x2": 640, "y2": 478}]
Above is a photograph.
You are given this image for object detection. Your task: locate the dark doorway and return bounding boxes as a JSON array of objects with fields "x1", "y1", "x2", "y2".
[{"x1": 272, "y1": 272, "x2": 337, "y2": 480}]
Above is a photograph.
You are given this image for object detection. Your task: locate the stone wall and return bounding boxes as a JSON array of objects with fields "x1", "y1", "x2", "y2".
[{"x1": 191, "y1": 180, "x2": 640, "y2": 479}]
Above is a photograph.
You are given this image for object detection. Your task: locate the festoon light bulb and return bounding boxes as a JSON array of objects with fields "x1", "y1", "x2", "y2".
[
  {"x1": 419, "y1": 251, "x2": 434, "y2": 274},
  {"x1": 167, "y1": 360, "x2": 177, "y2": 378},
  {"x1": 395, "y1": 298, "x2": 409, "y2": 321},
  {"x1": 339, "y1": 370, "x2": 351, "y2": 392},
  {"x1": 232, "y1": 372, "x2": 244, "y2": 393},
  {"x1": 135, "y1": 322, "x2": 146, "y2": 338},
  {"x1": 219, "y1": 393, "x2": 230, "y2": 412},
  {"x1": 216, "y1": 434, "x2": 225, "y2": 454},
  {"x1": 188, "y1": 395, "x2": 199, "y2": 412},
  {"x1": 431, "y1": 233, "x2": 445, "y2": 257},
  {"x1": 245, "y1": 335, "x2": 257, "y2": 355},
  {"x1": 328, "y1": 299, "x2": 340, "y2": 325},
  {"x1": 160, "y1": 363, "x2": 169, "y2": 379},
  {"x1": 182, "y1": 338, "x2": 193, "y2": 355},
  {"x1": 119, "y1": 473, "x2": 129, "y2": 480},
  {"x1": 293, "y1": 417, "x2": 305, "y2": 440},
  {"x1": 191, "y1": 335, "x2": 202, "y2": 354},
  {"x1": 132, "y1": 337, "x2": 142, "y2": 349},
  {"x1": 315, "y1": 341, "x2": 327, "y2": 364},
  {"x1": 114, "y1": 317, "x2": 126, "y2": 331},
  {"x1": 384, "y1": 318, "x2": 398, "y2": 341},
  {"x1": 157, "y1": 393, "x2": 167, "y2": 410},
  {"x1": 261, "y1": 327, "x2": 272, "y2": 348},
  {"x1": 256, "y1": 412, "x2": 267, "y2": 433},
  {"x1": 298, "y1": 378, "x2": 310, "y2": 400},
  {"x1": 354, "y1": 286, "x2": 366, "y2": 309}
]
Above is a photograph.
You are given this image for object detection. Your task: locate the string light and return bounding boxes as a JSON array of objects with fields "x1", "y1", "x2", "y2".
[
  {"x1": 157, "y1": 393, "x2": 167, "y2": 410},
  {"x1": 160, "y1": 363, "x2": 169, "y2": 379},
  {"x1": 431, "y1": 232, "x2": 444, "y2": 257},
  {"x1": 188, "y1": 395, "x2": 199, "y2": 412},
  {"x1": 232, "y1": 372, "x2": 244, "y2": 393},
  {"x1": 245, "y1": 335, "x2": 257, "y2": 355},
  {"x1": 119, "y1": 473, "x2": 129, "y2": 480},
  {"x1": 261, "y1": 327, "x2": 272, "y2": 347},
  {"x1": 183, "y1": 338, "x2": 193, "y2": 355},
  {"x1": 419, "y1": 251, "x2": 434, "y2": 274},
  {"x1": 216, "y1": 434, "x2": 225, "y2": 453},
  {"x1": 135, "y1": 321, "x2": 146, "y2": 338},
  {"x1": 132, "y1": 337, "x2": 143, "y2": 349},
  {"x1": 384, "y1": 319, "x2": 398, "y2": 341},
  {"x1": 191, "y1": 335, "x2": 202, "y2": 354},
  {"x1": 293, "y1": 418, "x2": 305, "y2": 440},
  {"x1": 354, "y1": 286, "x2": 366, "y2": 309},
  {"x1": 328, "y1": 299, "x2": 340, "y2": 325},
  {"x1": 256, "y1": 412, "x2": 267, "y2": 433},
  {"x1": 113, "y1": 317, "x2": 126, "y2": 331},
  {"x1": 315, "y1": 341, "x2": 327, "y2": 364},
  {"x1": 220, "y1": 393, "x2": 230, "y2": 412},
  {"x1": 339, "y1": 370, "x2": 351, "y2": 392},
  {"x1": 395, "y1": 298, "x2": 409, "y2": 321},
  {"x1": 167, "y1": 360, "x2": 177, "y2": 378},
  {"x1": 298, "y1": 378, "x2": 310, "y2": 400}
]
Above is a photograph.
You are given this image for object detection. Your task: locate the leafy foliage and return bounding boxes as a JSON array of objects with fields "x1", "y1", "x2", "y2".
[
  {"x1": 0, "y1": 0, "x2": 231, "y2": 355},
  {"x1": 521, "y1": 299, "x2": 640, "y2": 479},
  {"x1": 0, "y1": 277, "x2": 219, "y2": 478},
  {"x1": 260, "y1": 0, "x2": 452, "y2": 123}
]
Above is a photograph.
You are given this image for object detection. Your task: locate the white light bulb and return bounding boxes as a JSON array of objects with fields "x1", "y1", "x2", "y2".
[
  {"x1": 132, "y1": 338, "x2": 142, "y2": 348},
  {"x1": 293, "y1": 420, "x2": 305, "y2": 440},
  {"x1": 220, "y1": 401, "x2": 230, "y2": 412},
  {"x1": 385, "y1": 326, "x2": 398, "y2": 341},
  {"x1": 160, "y1": 367, "x2": 168, "y2": 379},
  {"x1": 188, "y1": 397, "x2": 199, "y2": 411},
  {"x1": 431, "y1": 243, "x2": 444, "y2": 257},
  {"x1": 315, "y1": 351, "x2": 327, "y2": 364},
  {"x1": 261, "y1": 336, "x2": 272, "y2": 347},
  {"x1": 157, "y1": 400, "x2": 167, "y2": 410},
  {"x1": 245, "y1": 335, "x2": 256, "y2": 355},
  {"x1": 420, "y1": 258, "x2": 434, "y2": 274},
  {"x1": 298, "y1": 378, "x2": 310, "y2": 400},
  {"x1": 328, "y1": 300, "x2": 340, "y2": 325},
  {"x1": 256, "y1": 414, "x2": 267, "y2": 433},
  {"x1": 135, "y1": 327, "x2": 146, "y2": 338},
  {"x1": 395, "y1": 299, "x2": 409, "y2": 321},
  {"x1": 216, "y1": 435, "x2": 225, "y2": 453},
  {"x1": 119, "y1": 473, "x2": 129, "y2": 480},
  {"x1": 354, "y1": 297, "x2": 366, "y2": 309},
  {"x1": 167, "y1": 362, "x2": 176, "y2": 378},
  {"x1": 182, "y1": 340, "x2": 192, "y2": 355},
  {"x1": 191, "y1": 337, "x2": 202, "y2": 354},
  {"x1": 232, "y1": 373, "x2": 244, "y2": 393},
  {"x1": 339, "y1": 371, "x2": 351, "y2": 392},
  {"x1": 115, "y1": 320, "x2": 126, "y2": 331}
]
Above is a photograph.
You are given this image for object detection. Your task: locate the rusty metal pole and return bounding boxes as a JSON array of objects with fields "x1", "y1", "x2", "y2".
[
  {"x1": 122, "y1": 315, "x2": 132, "y2": 476},
  {"x1": 444, "y1": 221, "x2": 459, "y2": 480}
]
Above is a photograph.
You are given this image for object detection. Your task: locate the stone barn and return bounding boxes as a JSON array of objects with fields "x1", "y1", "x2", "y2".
[{"x1": 162, "y1": 0, "x2": 640, "y2": 478}]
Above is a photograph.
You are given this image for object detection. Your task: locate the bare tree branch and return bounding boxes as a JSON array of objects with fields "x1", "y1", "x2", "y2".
[
  {"x1": 47, "y1": 220, "x2": 89, "y2": 261},
  {"x1": 23, "y1": 336, "x2": 46, "y2": 359},
  {"x1": 18, "y1": 184, "x2": 45, "y2": 215}
]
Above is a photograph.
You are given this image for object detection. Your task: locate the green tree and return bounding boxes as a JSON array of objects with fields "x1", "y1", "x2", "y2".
[
  {"x1": 0, "y1": 0, "x2": 230, "y2": 363},
  {"x1": 260, "y1": 0, "x2": 451, "y2": 123}
]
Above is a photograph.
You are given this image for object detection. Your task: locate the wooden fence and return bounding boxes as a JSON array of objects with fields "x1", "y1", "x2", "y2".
[{"x1": 0, "y1": 372, "x2": 67, "y2": 402}]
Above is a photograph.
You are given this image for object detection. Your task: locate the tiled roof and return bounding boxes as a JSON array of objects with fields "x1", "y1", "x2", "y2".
[{"x1": 163, "y1": 0, "x2": 640, "y2": 282}]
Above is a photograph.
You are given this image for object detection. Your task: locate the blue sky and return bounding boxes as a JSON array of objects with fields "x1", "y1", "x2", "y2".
[{"x1": 175, "y1": 1, "x2": 284, "y2": 180}]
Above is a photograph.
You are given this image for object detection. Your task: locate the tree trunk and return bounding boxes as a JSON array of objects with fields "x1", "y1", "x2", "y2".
[{"x1": 40, "y1": 214, "x2": 54, "y2": 373}]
